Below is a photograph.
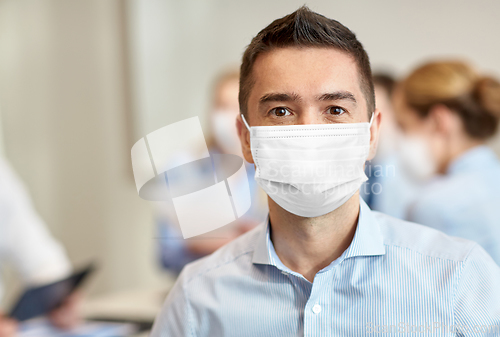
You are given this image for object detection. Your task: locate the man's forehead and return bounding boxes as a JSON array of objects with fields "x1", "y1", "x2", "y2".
[{"x1": 250, "y1": 47, "x2": 362, "y2": 97}]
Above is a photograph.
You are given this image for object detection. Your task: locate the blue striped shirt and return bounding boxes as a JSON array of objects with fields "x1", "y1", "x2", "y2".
[{"x1": 151, "y1": 199, "x2": 500, "y2": 336}]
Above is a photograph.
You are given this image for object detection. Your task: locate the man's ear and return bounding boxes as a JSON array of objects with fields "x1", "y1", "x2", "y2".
[
  {"x1": 367, "y1": 109, "x2": 382, "y2": 161},
  {"x1": 236, "y1": 114, "x2": 254, "y2": 164}
]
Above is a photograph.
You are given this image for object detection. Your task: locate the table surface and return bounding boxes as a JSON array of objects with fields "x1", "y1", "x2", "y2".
[{"x1": 82, "y1": 283, "x2": 174, "y2": 336}]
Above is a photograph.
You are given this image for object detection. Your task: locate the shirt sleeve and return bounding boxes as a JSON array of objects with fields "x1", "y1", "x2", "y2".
[
  {"x1": 454, "y1": 244, "x2": 500, "y2": 335},
  {"x1": 0, "y1": 159, "x2": 71, "y2": 286},
  {"x1": 150, "y1": 271, "x2": 193, "y2": 337}
]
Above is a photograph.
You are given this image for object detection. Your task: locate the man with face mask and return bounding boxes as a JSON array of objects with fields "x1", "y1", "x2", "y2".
[{"x1": 151, "y1": 7, "x2": 500, "y2": 336}]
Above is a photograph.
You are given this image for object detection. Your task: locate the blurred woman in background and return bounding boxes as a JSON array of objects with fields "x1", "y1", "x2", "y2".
[{"x1": 393, "y1": 60, "x2": 500, "y2": 264}]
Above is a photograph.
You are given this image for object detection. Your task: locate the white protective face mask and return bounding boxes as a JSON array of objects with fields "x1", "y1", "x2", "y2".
[
  {"x1": 211, "y1": 110, "x2": 242, "y2": 155},
  {"x1": 242, "y1": 115, "x2": 373, "y2": 217},
  {"x1": 397, "y1": 135, "x2": 437, "y2": 181}
]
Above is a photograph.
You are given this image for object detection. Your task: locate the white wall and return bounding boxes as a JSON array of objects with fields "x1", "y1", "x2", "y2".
[
  {"x1": 0, "y1": 105, "x2": 4, "y2": 156},
  {"x1": 127, "y1": 0, "x2": 500, "y2": 153},
  {"x1": 0, "y1": 0, "x2": 170, "y2": 304}
]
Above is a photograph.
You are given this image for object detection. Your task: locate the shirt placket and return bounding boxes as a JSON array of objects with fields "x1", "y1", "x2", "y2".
[{"x1": 303, "y1": 267, "x2": 333, "y2": 337}]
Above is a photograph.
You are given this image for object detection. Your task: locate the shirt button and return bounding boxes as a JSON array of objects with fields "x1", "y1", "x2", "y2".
[{"x1": 312, "y1": 304, "x2": 321, "y2": 314}]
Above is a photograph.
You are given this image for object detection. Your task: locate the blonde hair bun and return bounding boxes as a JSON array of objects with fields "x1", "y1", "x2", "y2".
[
  {"x1": 474, "y1": 76, "x2": 500, "y2": 119},
  {"x1": 402, "y1": 60, "x2": 500, "y2": 139}
]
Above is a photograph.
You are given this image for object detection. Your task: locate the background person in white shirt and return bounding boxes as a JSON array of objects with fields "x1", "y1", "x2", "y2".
[{"x1": 0, "y1": 157, "x2": 80, "y2": 336}]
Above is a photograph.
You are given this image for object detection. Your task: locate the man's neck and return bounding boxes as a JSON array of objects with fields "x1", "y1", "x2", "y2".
[{"x1": 268, "y1": 193, "x2": 360, "y2": 283}]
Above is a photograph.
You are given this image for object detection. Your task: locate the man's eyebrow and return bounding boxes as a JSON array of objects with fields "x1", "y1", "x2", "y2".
[
  {"x1": 259, "y1": 92, "x2": 301, "y2": 104},
  {"x1": 317, "y1": 91, "x2": 357, "y2": 104}
]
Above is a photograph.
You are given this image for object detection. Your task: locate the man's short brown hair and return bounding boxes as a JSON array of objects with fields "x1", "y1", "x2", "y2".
[{"x1": 239, "y1": 6, "x2": 375, "y2": 117}]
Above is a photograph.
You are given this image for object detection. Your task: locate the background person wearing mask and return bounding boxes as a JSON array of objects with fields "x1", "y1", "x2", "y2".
[
  {"x1": 361, "y1": 73, "x2": 419, "y2": 219},
  {"x1": 0, "y1": 157, "x2": 81, "y2": 336},
  {"x1": 156, "y1": 69, "x2": 267, "y2": 274},
  {"x1": 393, "y1": 60, "x2": 500, "y2": 265}
]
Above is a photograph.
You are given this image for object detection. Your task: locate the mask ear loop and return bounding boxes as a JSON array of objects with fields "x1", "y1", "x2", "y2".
[
  {"x1": 369, "y1": 112, "x2": 375, "y2": 127},
  {"x1": 241, "y1": 114, "x2": 251, "y2": 131}
]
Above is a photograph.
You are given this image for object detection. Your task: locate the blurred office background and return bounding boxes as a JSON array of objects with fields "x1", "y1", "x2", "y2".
[{"x1": 1, "y1": 0, "x2": 500, "y2": 307}]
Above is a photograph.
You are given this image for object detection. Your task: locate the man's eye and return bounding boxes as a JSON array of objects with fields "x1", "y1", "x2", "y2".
[
  {"x1": 327, "y1": 106, "x2": 346, "y2": 115},
  {"x1": 270, "y1": 107, "x2": 291, "y2": 117}
]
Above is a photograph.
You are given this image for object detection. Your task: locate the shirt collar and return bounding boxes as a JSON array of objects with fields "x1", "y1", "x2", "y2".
[
  {"x1": 251, "y1": 215, "x2": 271, "y2": 265},
  {"x1": 447, "y1": 145, "x2": 498, "y2": 175},
  {"x1": 343, "y1": 198, "x2": 386, "y2": 259},
  {"x1": 252, "y1": 198, "x2": 386, "y2": 267}
]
